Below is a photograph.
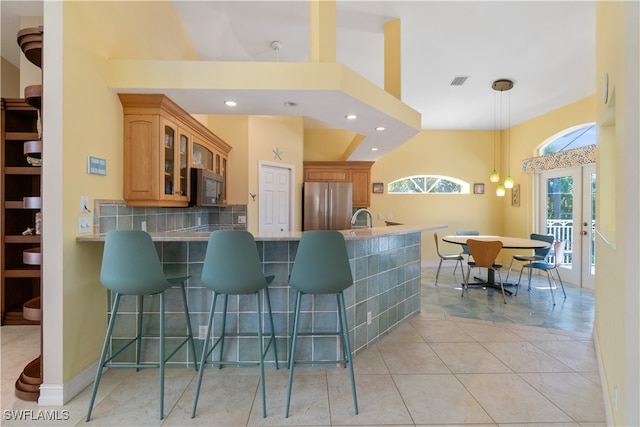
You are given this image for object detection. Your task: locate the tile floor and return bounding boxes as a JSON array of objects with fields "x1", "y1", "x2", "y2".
[{"x1": 1, "y1": 264, "x2": 605, "y2": 426}]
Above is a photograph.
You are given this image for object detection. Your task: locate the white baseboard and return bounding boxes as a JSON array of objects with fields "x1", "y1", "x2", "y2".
[
  {"x1": 593, "y1": 328, "x2": 613, "y2": 426},
  {"x1": 38, "y1": 360, "x2": 99, "y2": 406}
]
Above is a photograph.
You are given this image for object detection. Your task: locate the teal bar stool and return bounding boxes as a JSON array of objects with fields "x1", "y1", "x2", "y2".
[
  {"x1": 86, "y1": 230, "x2": 197, "y2": 421},
  {"x1": 191, "y1": 230, "x2": 278, "y2": 419},
  {"x1": 285, "y1": 230, "x2": 358, "y2": 418}
]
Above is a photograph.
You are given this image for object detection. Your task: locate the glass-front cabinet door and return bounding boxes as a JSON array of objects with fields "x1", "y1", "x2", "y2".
[
  {"x1": 192, "y1": 142, "x2": 213, "y2": 170},
  {"x1": 161, "y1": 118, "x2": 189, "y2": 202}
]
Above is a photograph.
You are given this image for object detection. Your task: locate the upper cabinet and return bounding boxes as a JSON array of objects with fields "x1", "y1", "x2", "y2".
[
  {"x1": 304, "y1": 161, "x2": 374, "y2": 207},
  {"x1": 119, "y1": 94, "x2": 231, "y2": 207}
]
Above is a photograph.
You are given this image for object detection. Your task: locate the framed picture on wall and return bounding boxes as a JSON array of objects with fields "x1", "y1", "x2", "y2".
[
  {"x1": 372, "y1": 182, "x2": 384, "y2": 194},
  {"x1": 512, "y1": 184, "x2": 521, "y2": 207},
  {"x1": 473, "y1": 183, "x2": 485, "y2": 194}
]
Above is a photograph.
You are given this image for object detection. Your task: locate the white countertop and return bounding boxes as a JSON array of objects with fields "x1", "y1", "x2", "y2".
[{"x1": 76, "y1": 223, "x2": 447, "y2": 242}]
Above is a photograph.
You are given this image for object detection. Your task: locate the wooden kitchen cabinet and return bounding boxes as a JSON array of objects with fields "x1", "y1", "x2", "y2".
[
  {"x1": 119, "y1": 94, "x2": 231, "y2": 207},
  {"x1": 303, "y1": 161, "x2": 373, "y2": 207}
]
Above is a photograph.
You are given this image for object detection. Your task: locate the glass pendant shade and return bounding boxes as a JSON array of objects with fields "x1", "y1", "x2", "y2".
[
  {"x1": 504, "y1": 176, "x2": 514, "y2": 189},
  {"x1": 496, "y1": 184, "x2": 506, "y2": 197},
  {"x1": 489, "y1": 170, "x2": 500, "y2": 183}
]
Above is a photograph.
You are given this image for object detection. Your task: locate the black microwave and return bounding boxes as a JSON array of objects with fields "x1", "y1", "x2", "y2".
[{"x1": 190, "y1": 168, "x2": 225, "y2": 207}]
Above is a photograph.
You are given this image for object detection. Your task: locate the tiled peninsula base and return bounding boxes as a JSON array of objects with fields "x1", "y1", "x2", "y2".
[{"x1": 79, "y1": 225, "x2": 429, "y2": 367}]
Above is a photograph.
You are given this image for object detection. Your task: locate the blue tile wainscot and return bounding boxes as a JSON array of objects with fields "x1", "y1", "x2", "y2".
[{"x1": 77, "y1": 224, "x2": 446, "y2": 367}]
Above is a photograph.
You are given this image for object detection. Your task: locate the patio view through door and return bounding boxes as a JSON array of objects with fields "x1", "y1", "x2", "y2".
[{"x1": 538, "y1": 164, "x2": 595, "y2": 289}]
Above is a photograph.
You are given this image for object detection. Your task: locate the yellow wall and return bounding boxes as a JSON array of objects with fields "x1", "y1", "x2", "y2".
[
  {"x1": 594, "y1": 1, "x2": 639, "y2": 425},
  {"x1": 304, "y1": 128, "x2": 356, "y2": 161},
  {"x1": 370, "y1": 129, "x2": 503, "y2": 261},
  {"x1": 247, "y1": 116, "x2": 305, "y2": 233}
]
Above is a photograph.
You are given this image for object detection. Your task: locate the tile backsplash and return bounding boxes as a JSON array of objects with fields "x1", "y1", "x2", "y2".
[{"x1": 94, "y1": 200, "x2": 247, "y2": 234}]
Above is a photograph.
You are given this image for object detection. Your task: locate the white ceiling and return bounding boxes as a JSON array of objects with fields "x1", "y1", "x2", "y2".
[{"x1": 2, "y1": 1, "x2": 596, "y2": 158}]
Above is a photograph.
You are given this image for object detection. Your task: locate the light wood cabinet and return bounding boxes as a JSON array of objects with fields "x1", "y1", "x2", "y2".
[
  {"x1": 119, "y1": 94, "x2": 231, "y2": 207},
  {"x1": 304, "y1": 161, "x2": 373, "y2": 207}
]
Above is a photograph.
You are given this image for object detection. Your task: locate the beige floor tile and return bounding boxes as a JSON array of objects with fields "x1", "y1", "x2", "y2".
[
  {"x1": 377, "y1": 341, "x2": 450, "y2": 374},
  {"x1": 409, "y1": 318, "x2": 476, "y2": 343},
  {"x1": 350, "y1": 345, "x2": 389, "y2": 375},
  {"x1": 481, "y1": 341, "x2": 574, "y2": 373},
  {"x1": 393, "y1": 373, "x2": 494, "y2": 424},
  {"x1": 529, "y1": 340, "x2": 599, "y2": 372},
  {"x1": 519, "y1": 372, "x2": 606, "y2": 422},
  {"x1": 455, "y1": 322, "x2": 524, "y2": 342},
  {"x1": 429, "y1": 342, "x2": 512, "y2": 374},
  {"x1": 457, "y1": 373, "x2": 573, "y2": 424},
  {"x1": 328, "y1": 374, "x2": 412, "y2": 426}
]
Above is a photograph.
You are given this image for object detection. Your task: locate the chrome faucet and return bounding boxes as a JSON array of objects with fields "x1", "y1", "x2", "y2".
[{"x1": 351, "y1": 208, "x2": 374, "y2": 228}]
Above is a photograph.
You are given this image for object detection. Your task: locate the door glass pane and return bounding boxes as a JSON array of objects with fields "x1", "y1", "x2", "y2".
[{"x1": 545, "y1": 175, "x2": 573, "y2": 266}]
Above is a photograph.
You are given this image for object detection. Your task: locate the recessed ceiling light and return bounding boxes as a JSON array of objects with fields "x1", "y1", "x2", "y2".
[
  {"x1": 345, "y1": 114, "x2": 357, "y2": 120},
  {"x1": 284, "y1": 101, "x2": 297, "y2": 107},
  {"x1": 375, "y1": 126, "x2": 385, "y2": 131},
  {"x1": 371, "y1": 147, "x2": 379, "y2": 151},
  {"x1": 224, "y1": 100, "x2": 237, "y2": 107}
]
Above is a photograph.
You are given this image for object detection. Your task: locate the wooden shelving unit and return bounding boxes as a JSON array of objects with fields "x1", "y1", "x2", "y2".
[{"x1": 2, "y1": 25, "x2": 44, "y2": 402}]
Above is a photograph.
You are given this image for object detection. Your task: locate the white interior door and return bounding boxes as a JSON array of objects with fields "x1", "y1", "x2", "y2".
[
  {"x1": 538, "y1": 165, "x2": 595, "y2": 288},
  {"x1": 259, "y1": 162, "x2": 293, "y2": 233}
]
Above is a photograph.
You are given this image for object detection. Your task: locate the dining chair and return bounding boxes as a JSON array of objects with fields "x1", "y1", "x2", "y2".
[
  {"x1": 505, "y1": 233, "x2": 554, "y2": 285},
  {"x1": 433, "y1": 232, "x2": 464, "y2": 285},
  {"x1": 285, "y1": 230, "x2": 358, "y2": 418},
  {"x1": 517, "y1": 240, "x2": 567, "y2": 305},
  {"x1": 463, "y1": 239, "x2": 506, "y2": 303},
  {"x1": 191, "y1": 230, "x2": 278, "y2": 419},
  {"x1": 456, "y1": 230, "x2": 480, "y2": 263},
  {"x1": 86, "y1": 230, "x2": 197, "y2": 421}
]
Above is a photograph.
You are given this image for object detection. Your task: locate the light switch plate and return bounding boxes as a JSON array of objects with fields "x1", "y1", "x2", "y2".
[
  {"x1": 78, "y1": 217, "x2": 92, "y2": 234},
  {"x1": 80, "y1": 196, "x2": 90, "y2": 213}
]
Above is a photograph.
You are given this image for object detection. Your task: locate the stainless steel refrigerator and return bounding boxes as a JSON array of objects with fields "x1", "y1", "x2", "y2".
[{"x1": 303, "y1": 182, "x2": 353, "y2": 230}]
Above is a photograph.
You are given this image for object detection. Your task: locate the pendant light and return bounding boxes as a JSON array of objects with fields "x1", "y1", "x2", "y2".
[
  {"x1": 489, "y1": 89, "x2": 500, "y2": 183},
  {"x1": 491, "y1": 79, "x2": 514, "y2": 196},
  {"x1": 503, "y1": 82, "x2": 514, "y2": 189}
]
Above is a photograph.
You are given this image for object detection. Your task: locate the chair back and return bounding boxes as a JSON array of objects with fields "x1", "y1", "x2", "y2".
[
  {"x1": 100, "y1": 230, "x2": 170, "y2": 295},
  {"x1": 551, "y1": 240, "x2": 566, "y2": 268},
  {"x1": 457, "y1": 230, "x2": 479, "y2": 255},
  {"x1": 201, "y1": 230, "x2": 267, "y2": 295},
  {"x1": 530, "y1": 233, "x2": 554, "y2": 258},
  {"x1": 466, "y1": 239, "x2": 503, "y2": 269},
  {"x1": 433, "y1": 232, "x2": 443, "y2": 257},
  {"x1": 289, "y1": 231, "x2": 353, "y2": 294}
]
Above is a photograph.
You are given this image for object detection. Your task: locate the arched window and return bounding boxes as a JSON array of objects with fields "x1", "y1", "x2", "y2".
[
  {"x1": 538, "y1": 123, "x2": 596, "y2": 156},
  {"x1": 388, "y1": 175, "x2": 470, "y2": 194}
]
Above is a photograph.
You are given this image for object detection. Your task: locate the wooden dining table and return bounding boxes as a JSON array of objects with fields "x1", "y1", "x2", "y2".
[{"x1": 442, "y1": 235, "x2": 552, "y2": 295}]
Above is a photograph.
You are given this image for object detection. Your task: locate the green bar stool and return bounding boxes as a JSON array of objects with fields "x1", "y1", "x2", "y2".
[
  {"x1": 191, "y1": 230, "x2": 278, "y2": 419},
  {"x1": 86, "y1": 230, "x2": 197, "y2": 421},
  {"x1": 285, "y1": 230, "x2": 358, "y2": 418}
]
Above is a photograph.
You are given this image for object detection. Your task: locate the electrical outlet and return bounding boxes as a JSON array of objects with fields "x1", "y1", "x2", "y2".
[
  {"x1": 141, "y1": 221, "x2": 147, "y2": 232},
  {"x1": 77, "y1": 217, "x2": 92, "y2": 234},
  {"x1": 199, "y1": 325, "x2": 207, "y2": 340},
  {"x1": 377, "y1": 213, "x2": 383, "y2": 220},
  {"x1": 238, "y1": 215, "x2": 246, "y2": 224},
  {"x1": 386, "y1": 213, "x2": 393, "y2": 220},
  {"x1": 367, "y1": 311, "x2": 372, "y2": 325}
]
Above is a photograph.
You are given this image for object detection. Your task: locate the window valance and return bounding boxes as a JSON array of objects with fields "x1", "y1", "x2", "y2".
[{"x1": 522, "y1": 145, "x2": 595, "y2": 174}]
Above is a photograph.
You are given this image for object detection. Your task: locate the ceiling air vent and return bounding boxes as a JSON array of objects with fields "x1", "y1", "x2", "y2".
[{"x1": 449, "y1": 75, "x2": 469, "y2": 86}]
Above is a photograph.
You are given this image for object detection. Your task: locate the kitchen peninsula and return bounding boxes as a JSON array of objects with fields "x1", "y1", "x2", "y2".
[{"x1": 78, "y1": 223, "x2": 445, "y2": 365}]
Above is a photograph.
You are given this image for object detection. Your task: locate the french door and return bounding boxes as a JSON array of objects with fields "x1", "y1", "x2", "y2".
[{"x1": 538, "y1": 165, "x2": 595, "y2": 289}]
